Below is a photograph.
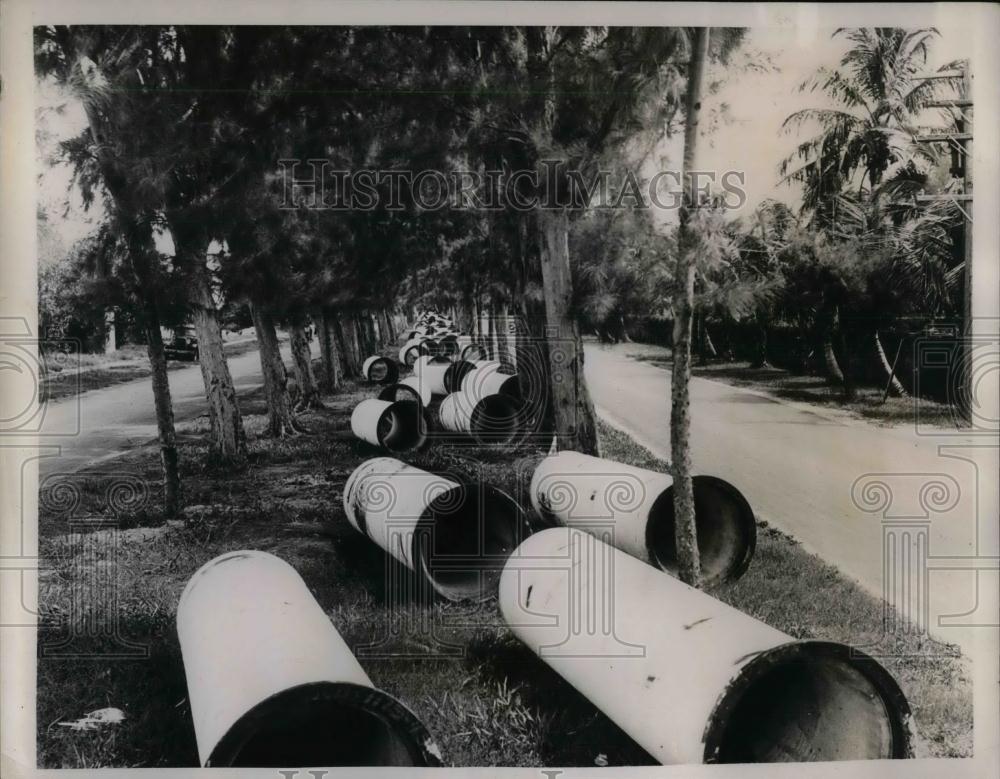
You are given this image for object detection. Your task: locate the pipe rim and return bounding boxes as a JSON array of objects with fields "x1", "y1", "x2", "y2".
[
  {"x1": 469, "y1": 394, "x2": 521, "y2": 445},
  {"x1": 645, "y1": 475, "x2": 757, "y2": 585},
  {"x1": 206, "y1": 681, "x2": 442, "y2": 767},
  {"x1": 412, "y1": 483, "x2": 528, "y2": 602},
  {"x1": 702, "y1": 640, "x2": 914, "y2": 763},
  {"x1": 374, "y1": 401, "x2": 427, "y2": 453},
  {"x1": 365, "y1": 356, "x2": 400, "y2": 385}
]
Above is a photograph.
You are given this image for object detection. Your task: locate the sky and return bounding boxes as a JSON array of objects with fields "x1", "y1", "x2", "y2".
[{"x1": 35, "y1": 24, "x2": 969, "y2": 261}]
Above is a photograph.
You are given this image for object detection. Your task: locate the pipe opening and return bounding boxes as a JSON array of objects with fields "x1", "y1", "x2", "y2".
[
  {"x1": 444, "y1": 360, "x2": 476, "y2": 393},
  {"x1": 365, "y1": 357, "x2": 399, "y2": 385},
  {"x1": 470, "y1": 394, "x2": 521, "y2": 445},
  {"x1": 416, "y1": 484, "x2": 525, "y2": 601},
  {"x1": 705, "y1": 642, "x2": 912, "y2": 763},
  {"x1": 401, "y1": 343, "x2": 427, "y2": 366},
  {"x1": 645, "y1": 475, "x2": 756, "y2": 584},
  {"x1": 378, "y1": 383, "x2": 423, "y2": 406},
  {"x1": 376, "y1": 401, "x2": 427, "y2": 453},
  {"x1": 209, "y1": 682, "x2": 438, "y2": 767},
  {"x1": 460, "y1": 343, "x2": 488, "y2": 361}
]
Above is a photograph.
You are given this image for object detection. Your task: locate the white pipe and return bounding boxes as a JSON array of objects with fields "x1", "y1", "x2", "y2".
[
  {"x1": 417, "y1": 359, "x2": 475, "y2": 396},
  {"x1": 498, "y1": 528, "x2": 913, "y2": 764},
  {"x1": 438, "y1": 391, "x2": 520, "y2": 445},
  {"x1": 529, "y1": 451, "x2": 755, "y2": 585},
  {"x1": 350, "y1": 398, "x2": 426, "y2": 453},
  {"x1": 177, "y1": 550, "x2": 441, "y2": 767},
  {"x1": 398, "y1": 339, "x2": 428, "y2": 366},
  {"x1": 362, "y1": 355, "x2": 399, "y2": 385},
  {"x1": 399, "y1": 375, "x2": 433, "y2": 407},
  {"x1": 461, "y1": 362, "x2": 520, "y2": 401},
  {"x1": 343, "y1": 457, "x2": 528, "y2": 601}
]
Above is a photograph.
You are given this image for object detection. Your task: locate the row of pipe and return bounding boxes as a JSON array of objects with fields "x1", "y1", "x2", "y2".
[
  {"x1": 176, "y1": 312, "x2": 915, "y2": 765},
  {"x1": 177, "y1": 450, "x2": 915, "y2": 767}
]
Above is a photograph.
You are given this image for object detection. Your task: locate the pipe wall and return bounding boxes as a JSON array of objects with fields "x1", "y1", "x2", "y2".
[
  {"x1": 461, "y1": 362, "x2": 520, "y2": 401},
  {"x1": 499, "y1": 528, "x2": 913, "y2": 764},
  {"x1": 438, "y1": 391, "x2": 520, "y2": 445},
  {"x1": 343, "y1": 457, "x2": 529, "y2": 601},
  {"x1": 399, "y1": 375, "x2": 433, "y2": 407},
  {"x1": 362, "y1": 355, "x2": 400, "y2": 385},
  {"x1": 177, "y1": 550, "x2": 441, "y2": 767},
  {"x1": 351, "y1": 398, "x2": 426, "y2": 453},
  {"x1": 530, "y1": 451, "x2": 755, "y2": 584}
]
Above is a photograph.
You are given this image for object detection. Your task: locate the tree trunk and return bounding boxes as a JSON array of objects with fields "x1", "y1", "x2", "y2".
[
  {"x1": 497, "y1": 303, "x2": 513, "y2": 371},
  {"x1": 823, "y1": 336, "x2": 845, "y2": 384},
  {"x1": 486, "y1": 304, "x2": 497, "y2": 359},
  {"x1": 750, "y1": 319, "x2": 771, "y2": 369},
  {"x1": 335, "y1": 312, "x2": 361, "y2": 377},
  {"x1": 315, "y1": 306, "x2": 342, "y2": 393},
  {"x1": 670, "y1": 26, "x2": 710, "y2": 589},
  {"x1": 289, "y1": 316, "x2": 322, "y2": 410},
  {"x1": 76, "y1": 75, "x2": 181, "y2": 510},
  {"x1": 251, "y1": 303, "x2": 300, "y2": 437},
  {"x1": 138, "y1": 289, "x2": 180, "y2": 516},
  {"x1": 182, "y1": 244, "x2": 246, "y2": 459},
  {"x1": 874, "y1": 330, "x2": 908, "y2": 398},
  {"x1": 538, "y1": 208, "x2": 600, "y2": 456}
]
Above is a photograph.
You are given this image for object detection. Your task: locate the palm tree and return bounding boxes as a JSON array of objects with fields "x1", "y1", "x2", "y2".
[{"x1": 781, "y1": 28, "x2": 961, "y2": 226}]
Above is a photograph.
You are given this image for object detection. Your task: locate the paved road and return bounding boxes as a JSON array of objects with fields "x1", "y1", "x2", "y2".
[
  {"x1": 584, "y1": 342, "x2": 998, "y2": 656},
  {"x1": 33, "y1": 339, "x2": 302, "y2": 476}
]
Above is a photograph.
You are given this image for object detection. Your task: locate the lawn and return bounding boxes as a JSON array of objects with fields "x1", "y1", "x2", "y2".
[
  {"x1": 37, "y1": 372, "x2": 972, "y2": 767},
  {"x1": 622, "y1": 342, "x2": 962, "y2": 429}
]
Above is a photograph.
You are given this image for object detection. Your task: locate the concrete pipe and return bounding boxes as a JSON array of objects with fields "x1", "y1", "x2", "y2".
[
  {"x1": 458, "y1": 340, "x2": 487, "y2": 362},
  {"x1": 529, "y1": 451, "x2": 755, "y2": 585},
  {"x1": 362, "y1": 355, "x2": 400, "y2": 385},
  {"x1": 343, "y1": 457, "x2": 529, "y2": 601},
  {"x1": 399, "y1": 375, "x2": 433, "y2": 407},
  {"x1": 177, "y1": 550, "x2": 442, "y2": 767},
  {"x1": 438, "y1": 390, "x2": 521, "y2": 445},
  {"x1": 461, "y1": 362, "x2": 520, "y2": 401},
  {"x1": 499, "y1": 528, "x2": 914, "y2": 764},
  {"x1": 351, "y1": 398, "x2": 427, "y2": 453},
  {"x1": 438, "y1": 335, "x2": 460, "y2": 357},
  {"x1": 399, "y1": 339, "x2": 429, "y2": 366},
  {"x1": 412, "y1": 354, "x2": 451, "y2": 374},
  {"x1": 377, "y1": 382, "x2": 425, "y2": 407},
  {"x1": 418, "y1": 359, "x2": 475, "y2": 396}
]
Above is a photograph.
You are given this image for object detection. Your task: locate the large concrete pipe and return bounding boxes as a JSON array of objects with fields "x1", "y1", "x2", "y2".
[
  {"x1": 177, "y1": 550, "x2": 441, "y2": 767},
  {"x1": 459, "y1": 340, "x2": 488, "y2": 361},
  {"x1": 399, "y1": 375, "x2": 433, "y2": 407},
  {"x1": 398, "y1": 339, "x2": 429, "y2": 366},
  {"x1": 378, "y1": 382, "x2": 425, "y2": 407},
  {"x1": 351, "y1": 397, "x2": 427, "y2": 453},
  {"x1": 438, "y1": 390, "x2": 521, "y2": 445},
  {"x1": 529, "y1": 451, "x2": 755, "y2": 585},
  {"x1": 418, "y1": 359, "x2": 475, "y2": 396},
  {"x1": 461, "y1": 361, "x2": 520, "y2": 401},
  {"x1": 343, "y1": 457, "x2": 529, "y2": 601},
  {"x1": 362, "y1": 355, "x2": 400, "y2": 385},
  {"x1": 412, "y1": 354, "x2": 451, "y2": 373},
  {"x1": 499, "y1": 528, "x2": 914, "y2": 764}
]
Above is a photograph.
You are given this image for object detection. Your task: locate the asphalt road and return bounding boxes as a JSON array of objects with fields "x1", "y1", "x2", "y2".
[
  {"x1": 33, "y1": 339, "x2": 302, "y2": 476},
  {"x1": 584, "y1": 342, "x2": 997, "y2": 656}
]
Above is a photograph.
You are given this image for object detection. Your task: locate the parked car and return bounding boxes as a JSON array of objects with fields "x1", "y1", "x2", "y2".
[{"x1": 163, "y1": 325, "x2": 200, "y2": 362}]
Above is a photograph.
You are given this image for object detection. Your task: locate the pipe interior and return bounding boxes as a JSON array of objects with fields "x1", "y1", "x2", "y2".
[
  {"x1": 416, "y1": 484, "x2": 524, "y2": 601},
  {"x1": 709, "y1": 644, "x2": 909, "y2": 763},
  {"x1": 379, "y1": 384, "x2": 422, "y2": 406},
  {"x1": 378, "y1": 401, "x2": 426, "y2": 452},
  {"x1": 367, "y1": 360, "x2": 389, "y2": 383},
  {"x1": 213, "y1": 683, "x2": 429, "y2": 767},
  {"x1": 469, "y1": 395, "x2": 520, "y2": 445},
  {"x1": 645, "y1": 475, "x2": 755, "y2": 584}
]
